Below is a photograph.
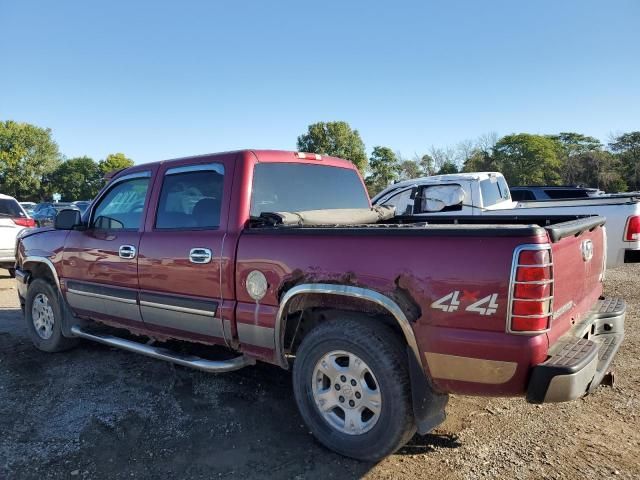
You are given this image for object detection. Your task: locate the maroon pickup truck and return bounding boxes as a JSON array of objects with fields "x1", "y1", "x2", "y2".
[{"x1": 14, "y1": 150, "x2": 625, "y2": 461}]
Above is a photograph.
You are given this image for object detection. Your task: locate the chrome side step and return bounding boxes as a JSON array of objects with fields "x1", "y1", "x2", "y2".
[{"x1": 70, "y1": 325, "x2": 255, "y2": 373}]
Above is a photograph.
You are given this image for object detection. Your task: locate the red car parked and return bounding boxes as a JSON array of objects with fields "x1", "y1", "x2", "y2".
[{"x1": 14, "y1": 150, "x2": 625, "y2": 460}]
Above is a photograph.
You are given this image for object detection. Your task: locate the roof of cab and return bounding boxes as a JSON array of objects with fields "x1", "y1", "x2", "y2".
[
  {"x1": 111, "y1": 149, "x2": 358, "y2": 180},
  {"x1": 371, "y1": 172, "x2": 503, "y2": 202}
]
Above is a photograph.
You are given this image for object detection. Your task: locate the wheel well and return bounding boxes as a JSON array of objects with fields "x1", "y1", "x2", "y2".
[
  {"x1": 282, "y1": 301, "x2": 405, "y2": 357},
  {"x1": 24, "y1": 262, "x2": 57, "y2": 286}
]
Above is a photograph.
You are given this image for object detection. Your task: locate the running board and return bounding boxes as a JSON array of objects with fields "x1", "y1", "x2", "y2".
[{"x1": 70, "y1": 325, "x2": 255, "y2": 373}]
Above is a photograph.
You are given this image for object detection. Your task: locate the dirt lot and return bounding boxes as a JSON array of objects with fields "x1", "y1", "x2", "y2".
[{"x1": 1, "y1": 266, "x2": 639, "y2": 479}]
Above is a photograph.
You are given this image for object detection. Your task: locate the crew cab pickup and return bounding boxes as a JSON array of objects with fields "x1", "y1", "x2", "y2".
[
  {"x1": 14, "y1": 151, "x2": 625, "y2": 461},
  {"x1": 372, "y1": 172, "x2": 640, "y2": 267}
]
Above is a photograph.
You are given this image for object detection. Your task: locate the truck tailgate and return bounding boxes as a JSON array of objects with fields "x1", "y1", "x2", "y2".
[{"x1": 546, "y1": 219, "x2": 606, "y2": 346}]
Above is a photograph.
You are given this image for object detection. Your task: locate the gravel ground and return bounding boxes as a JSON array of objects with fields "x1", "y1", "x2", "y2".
[{"x1": 1, "y1": 266, "x2": 639, "y2": 479}]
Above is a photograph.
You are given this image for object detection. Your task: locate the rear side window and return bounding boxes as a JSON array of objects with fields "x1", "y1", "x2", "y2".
[
  {"x1": 0, "y1": 198, "x2": 25, "y2": 217},
  {"x1": 92, "y1": 177, "x2": 150, "y2": 230},
  {"x1": 250, "y1": 163, "x2": 369, "y2": 217},
  {"x1": 480, "y1": 177, "x2": 510, "y2": 207},
  {"x1": 155, "y1": 164, "x2": 224, "y2": 229}
]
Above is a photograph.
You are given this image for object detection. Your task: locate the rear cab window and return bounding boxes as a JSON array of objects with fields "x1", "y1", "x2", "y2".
[
  {"x1": 250, "y1": 163, "x2": 369, "y2": 217},
  {"x1": 155, "y1": 164, "x2": 225, "y2": 230},
  {"x1": 480, "y1": 176, "x2": 511, "y2": 207},
  {"x1": 0, "y1": 198, "x2": 26, "y2": 218}
]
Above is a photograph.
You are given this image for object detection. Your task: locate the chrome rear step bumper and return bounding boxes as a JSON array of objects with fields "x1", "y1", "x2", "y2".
[
  {"x1": 70, "y1": 325, "x2": 255, "y2": 373},
  {"x1": 526, "y1": 297, "x2": 625, "y2": 403}
]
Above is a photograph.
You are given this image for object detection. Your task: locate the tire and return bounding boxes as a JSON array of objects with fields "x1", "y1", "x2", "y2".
[
  {"x1": 7, "y1": 268, "x2": 15, "y2": 278},
  {"x1": 25, "y1": 278, "x2": 78, "y2": 352},
  {"x1": 293, "y1": 316, "x2": 415, "y2": 461}
]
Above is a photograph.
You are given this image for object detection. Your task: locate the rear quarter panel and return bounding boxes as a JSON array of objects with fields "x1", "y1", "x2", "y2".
[{"x1": 236, "y1": 229, "x2": 552, "y2": 396}]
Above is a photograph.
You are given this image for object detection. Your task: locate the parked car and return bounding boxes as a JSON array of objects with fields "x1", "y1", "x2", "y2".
[
  {"x1": 31, "y1": 203, "x2": 79, "y2": 227},
  {"x1": 510, "y1": 185, "x2": 604, "y2": 201},
  {"x1": 372, "y1": 172, "x2": 640, "y2": 267},
  {"x1": 19, "y1": 201, "x2": 37, "y2": 216},
  {"x1": 14, "y1": 150, "x2": 624, "y2": 461},
  {"x1": 71, "y1": 201, "x2": 91, "y2": 214},
  {"x1": 0, "y1": 194, "x2": 35, "y2": 276}
]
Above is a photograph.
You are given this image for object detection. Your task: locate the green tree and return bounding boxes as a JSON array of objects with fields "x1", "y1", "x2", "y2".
[
  {"x1": 0, "y1": 120, "x2": 61, "y2": 201},
  {"x1": 365, "y1": 146, "x2": 399, "y2": 196},
  {"x1": 547, "y1": 132, "x2": 603, "y2": 185},
  {"x1": 462, "y1": 149, "x2": 495, "y2": 173},
  {"x1": 47, "y1": 156, "x2": 103, "y2": 201},
  {"x1": 609, "y1": 132, "x2": 640, "y2": 190},
  {"x1": 99, "y1": 152, "x2": 134, "y2": 175},
  {"x1": 296, "y1": 121, "x2": 367, "y2": 172},
  {"x1": 419, "y1": 154, "x2": 435, "y2": 176},
  {"x1": 397, "y1": 159, "x2": 422, "y2": 181},
  {"x1": 437, "y1": 160, "x2": 459, "y2": 175},
  {"x1": 493, "y1": 134, "x2": 562, "y2": 185}
]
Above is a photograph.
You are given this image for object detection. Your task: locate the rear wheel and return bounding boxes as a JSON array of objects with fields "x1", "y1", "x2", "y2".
[
  {"x1": 293, "y1": 316, "x2": 415, "y2": 461},
  {"x1": 25, "y1": 278, "x2": 78, "y2": 352}
]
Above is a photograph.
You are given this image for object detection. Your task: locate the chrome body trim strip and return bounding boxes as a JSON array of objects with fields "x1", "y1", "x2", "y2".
[
  {"x1": 275, "y1": 283, "x2": 421, "y2": 369},
  {"x1": 70, "y1": 325, "x2": 254, "y2": 373},
  {"x1": 67, "y1": 288, "x2": 137, "y2": 304},
  {"x1": 139, "y1": 300, "x2": 215, "y2": 317}
]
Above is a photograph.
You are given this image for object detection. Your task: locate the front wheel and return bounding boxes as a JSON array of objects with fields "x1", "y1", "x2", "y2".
[
  {"x1": 292, "y1": 316, "x2": 415, "y2": 461},
  {"x1": 25, "y1": 278, "x2": 78, "y2": 352}
]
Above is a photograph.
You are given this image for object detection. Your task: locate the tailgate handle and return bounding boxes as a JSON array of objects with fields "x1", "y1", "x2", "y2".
[{"x1": 189, "y1": 248, "x2": 212, "y2": 264}]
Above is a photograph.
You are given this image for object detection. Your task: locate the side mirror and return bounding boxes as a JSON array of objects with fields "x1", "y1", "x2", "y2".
[{"x1": 54, "y1": 209, "x2": 83, "y2": 230}]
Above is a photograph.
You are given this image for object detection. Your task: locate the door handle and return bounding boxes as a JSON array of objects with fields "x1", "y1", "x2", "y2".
[
  {"x1": 189, "y1": 248, "x2": 212, "y2": 264},
  {"x1": 119, "y1": 245, "x2": 137, "y2": 259}
]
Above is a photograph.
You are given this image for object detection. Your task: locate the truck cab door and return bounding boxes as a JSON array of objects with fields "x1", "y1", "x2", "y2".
[
  {"x1": 137, "y1": 159, "x2": 234, "y2": 345},
  {"x1": 62, "y1": 171, "x2": 152, "y2": 326}
]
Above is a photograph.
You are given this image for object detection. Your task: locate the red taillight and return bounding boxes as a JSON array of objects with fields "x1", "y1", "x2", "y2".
[
  {"x1": 515, "y1": 266, "x2": 551, "y2": 282},
  {"x1": 12, "y1": 217, "x2": 36, "y2": 228},
  {"x1": 511, "y1": 316, "x2": 549, "y2": 332},
  {"x1": 509, "y1": 246, "x2": 553, "y2": 334},
  {"x1": 625, "y1": 215, "x2": 640, "y2": 241},
  {"x1": 514, "y1": 282, "x2": 551, "y2": 299},
  {"x1": 518, "y1": 250, "x2": 550, "y2": 265},
  {"x1": 512, "y1": 299, "x2": 551, "y2": 316}
]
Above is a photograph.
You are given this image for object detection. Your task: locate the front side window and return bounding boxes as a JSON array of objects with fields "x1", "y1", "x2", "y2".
[
  {"x1": 383, "y1": 188, "x2": 414, "y2": 215},
  {"x1": 250, "y1": 163, "x2": 369, "y2": 217},
  {"x1": 155, "y1": 165, "x2": 225, "y2": 229},
  {"x1": 92, "y1": 177, "x2": 150, "y2": 230}
]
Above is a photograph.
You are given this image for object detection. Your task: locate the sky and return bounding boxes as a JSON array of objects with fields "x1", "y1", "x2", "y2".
[{"x1": 1, "y1": 0, "x2": 638, "y2": 165}]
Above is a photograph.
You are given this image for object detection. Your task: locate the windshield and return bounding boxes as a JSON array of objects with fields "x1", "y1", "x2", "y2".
[{"x1": 250, "y1": 163, "x2": 369, "y2": 217}]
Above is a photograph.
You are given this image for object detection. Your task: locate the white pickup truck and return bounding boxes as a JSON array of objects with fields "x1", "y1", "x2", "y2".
[{"x1": 372, "y1": 172, "x2": 640, "y2": 267}]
